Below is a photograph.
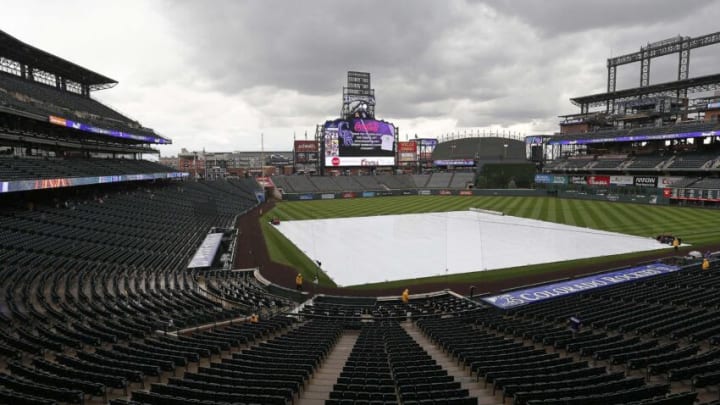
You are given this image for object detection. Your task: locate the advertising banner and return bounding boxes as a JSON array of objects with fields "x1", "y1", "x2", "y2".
[
  {"x1": 294, "y1": 140, "x2": 319, "y2": 164},
  {"x1": 321, "y1": 193, "x2": 335, "y2": 200},
  {"x1": 659, "y1": 176, "x2": 684, "y2": 187},
  {"x1": 610, "y1": 175, "x2": 634, "y2": 186},
  {"x1": 586, "y1": 175, "x2": 610, "y2": 186},
  {"x1": 549, "y1": 130, "x2": 720, "y2": 145},
  {"x1": 342, "y1": 192, "x2": 356, "y2": 199},
  {"x1": 256, "y1": 177, "x2": 275, "y2": 188},
  {"x1": 0, "y1": 172, "x2": 188, "y2": 194},
  {"x1": 418, "y1": 138, "x2": 438, "y2": 161},
  {"x1": 552, "y1": 175, "x2": 568, "y2": 185},
  {"x1": 633, "y1": 176, "x2": 658, "y2": 188},
  {"x1": 535, "y1": 174, "x2": 551, "y2": 184},
  {"x1": 433, "y1": 159, "x2": 475, "y2": 166},
  {"x1": 48, "y1": 115, "x2": 169, "y2": 144},
  {"x1": 570, "y1": 176, "x2": 586, "y2": 185},
  {"x1": 397, "y1": 141, "x2": 417, "y2": 162},
  {"x1": 483, "y1": 263, "x2": 680, "y2": 309}
]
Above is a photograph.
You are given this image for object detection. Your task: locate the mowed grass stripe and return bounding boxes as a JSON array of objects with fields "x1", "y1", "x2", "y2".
[
  {"x1": 498, "y1": 197, "x2": 530, "y2": 212},
  {"x1": 508, "y1": 196, "x2": 538, "y2": 219},
  {"x1": 546, "y1": 197, "x2": 559, "y2": 224},
  {"x1": 526, "y1": 197, "x2": 545, "y2": 220},
  {"x1": 558, "y1": 198, "x2": 577, "y2": 226}
]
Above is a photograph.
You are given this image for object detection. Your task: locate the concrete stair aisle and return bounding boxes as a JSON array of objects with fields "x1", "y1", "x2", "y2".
[
  {"x1": 297, "y1": 330, "x2": 359, "y2": 405},
  {"x1": 402, "y1": 322, "x2": 503, "y2": 405}
]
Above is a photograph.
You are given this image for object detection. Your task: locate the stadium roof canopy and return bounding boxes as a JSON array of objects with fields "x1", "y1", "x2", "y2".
[
  {"x1": 0, "y1": 30, "x2": 117, "y2": 89},
  {"x1": 571, "y1": 73, "x2": 720, "y2": 108}
]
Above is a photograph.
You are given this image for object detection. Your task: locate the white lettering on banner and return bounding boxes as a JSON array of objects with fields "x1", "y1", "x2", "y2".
[
  {"x1": 518, "y1": 280, "x2": 609, "y2": 302},
  {"x1": 483, "y1": 263, "x2": 680, "y2": 309},
  {"x1": 601, "y1": 269, "x2": 662, "y2": 282}
]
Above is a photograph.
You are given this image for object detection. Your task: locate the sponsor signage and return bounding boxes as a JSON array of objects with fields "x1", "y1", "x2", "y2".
[
  {"x1": 586, "y1": 175, "x2": 609, "y2": 186},
  {"x1": 397, "y1": 141, "x2": 417, "y2": 152},
  {"x1": 299, "y1": 194, "x2": 314, "y2": 200},
  {"x1": 439, "y1": 190, "x2": 452, "y2": 195},
  {"x1": 325, "y1": 156, "x2": 396, "y2": 166},
  {"x1": 570, "y1": 176, "x2": 586, "y2": 185},
  {"x1": 0, "y1": 172, "x2": 188, "y2": 194},
  {"x1": 535, "y1": 174, "x2": 568, "y2": 185},
  {"x1": 633, "y1": 176, "x2": 658, "y2": 188},
  {"x1": 459, "y1": 190, "x2": 473, "y2": 196},
  {"x1": 397, "y1": 141, "x2": 417, "y2": 162},
  {"x1": 362, "y1": 191, "x2": 376, "y2": 198},
  {"x1": 434, "y1": 159, "x2": 475, "y2": 166},
  {"x1": 418, "y1": 190, "x2": 431, "y2": 196},
  {"x1": 321, "y1": 193, "x2": 335, "y2": 200},
  {"x1": 535, "y1": 174, "x2": 553, "y2": 184},
  {"x1": 342, "y1": 192, "x2": 356, "y2": 199},
  {"x1": 294, "y1": 140, "x2": 318, "y2": 152},
  {"x1": 483, "y1": 263, "x2": 680, "y2": 309},
  {"x1": 294, "y1": 140, "x2": 319, "y2": 164},
  {"x1": 659, "y1": 176, "x2": 683, "y2": 186},
  {"x1": 48, "y1": 115, "x2": 169, "y2": 144},
  {"x1": 663, "y1": 188, "x2": 673, "y2": 198},
  {"x1": 401, "y1": 191, "x2": 414, "y2": 195},
  {"x1": 610, "y1": 175, "x2": 634, "y2": 186},
  {"x1": 256, "y1": 176, "x2": 275, "y2": 188},
  {"x1": 549, "y1": 130, "x2": 720, "y2": 145}
]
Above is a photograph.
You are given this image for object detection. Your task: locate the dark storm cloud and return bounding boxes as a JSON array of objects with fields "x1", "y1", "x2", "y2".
[
  {"x1": 161, "y1": 0, "x2": 466, "y2": 95},
  {"x1": 103, "y1": 0, "x2": 720, "y2": 146},
  {"x1": 483, "y1": 0, "x2": 712, "y2": 36},
  {"x1": 158, "y1": 0, "x2": 557, "y2": 116},
  {"x1": 6, "y1": 0, "x2": 718, "y2": 155}
]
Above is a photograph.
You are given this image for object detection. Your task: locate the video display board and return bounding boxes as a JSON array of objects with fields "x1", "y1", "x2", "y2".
[
  {"x1": 294, "y1": 140, "x2": 318, "y2": 163},
  {"x1": 323, "y1": 118, "x2": 396, "y2": 166},
  {"x1": 397, "y1": 141, "x2": 417, "y2": 162}
]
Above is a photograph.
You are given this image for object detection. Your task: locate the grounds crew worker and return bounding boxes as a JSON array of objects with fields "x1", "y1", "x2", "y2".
[
  {"x1": 296, "y1": 273, "x2": 303, "y2": 290},
  {"x1": 401, "y1": 288, "x2": 410, "y2": 304}
]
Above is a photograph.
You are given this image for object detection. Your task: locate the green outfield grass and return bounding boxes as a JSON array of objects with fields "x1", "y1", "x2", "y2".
[{"x1": 261, "y1": 196, "x2": 720, "y2": 288}]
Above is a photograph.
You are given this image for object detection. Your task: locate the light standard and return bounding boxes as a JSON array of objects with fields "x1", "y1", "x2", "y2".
[{"x1": 193, "y1": 152, "x2": 198, "y2": 179}]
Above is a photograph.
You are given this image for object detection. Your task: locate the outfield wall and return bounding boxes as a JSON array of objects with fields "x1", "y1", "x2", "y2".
[
  {"x1": 279, "y1": 187, "x2": 669, "y2": 205},
  {"x1": 280, "y1": 188, "x2": 545, "y2": 201}
]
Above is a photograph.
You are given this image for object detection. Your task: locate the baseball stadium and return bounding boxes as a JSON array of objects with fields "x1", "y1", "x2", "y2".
[{"x1": 2, "y1": 26, "x2": 720, "y2": 405}]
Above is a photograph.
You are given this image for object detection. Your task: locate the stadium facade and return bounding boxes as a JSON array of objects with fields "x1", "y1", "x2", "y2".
[{"x1": 532, "y1": 31, "x2": 720, "y2": 207}]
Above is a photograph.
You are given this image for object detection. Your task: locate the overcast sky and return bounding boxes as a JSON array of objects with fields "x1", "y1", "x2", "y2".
[{"x1": 2, "y1": 1, "x2": 719, "y2": 156}]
